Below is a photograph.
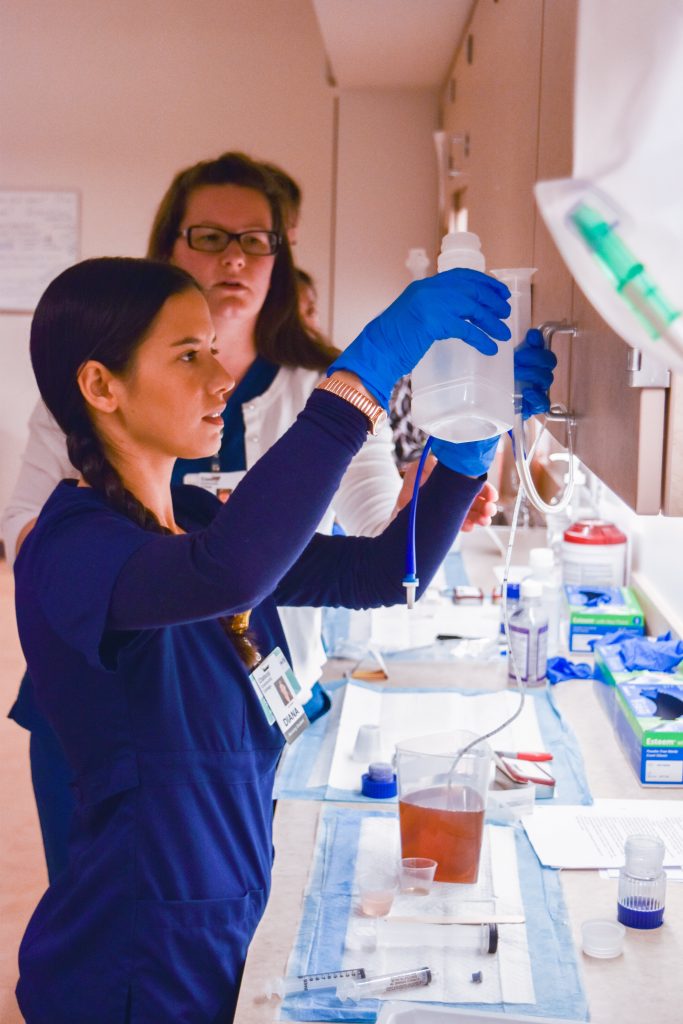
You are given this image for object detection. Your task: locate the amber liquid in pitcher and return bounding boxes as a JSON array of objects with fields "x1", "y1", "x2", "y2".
[{"x1": 399, "y1": 784, "x2": 485, "y2": 883}]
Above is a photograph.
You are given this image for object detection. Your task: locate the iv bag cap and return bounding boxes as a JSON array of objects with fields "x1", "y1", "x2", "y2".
[
  {"x1": 624, "y1": 833, "x2": 665, "y2": 876},
  {"x1": 520, "y1": 578, "x2": 543, "y2": 599}
]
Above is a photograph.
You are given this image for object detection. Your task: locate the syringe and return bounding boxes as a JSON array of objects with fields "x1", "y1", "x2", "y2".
[
  {"x1": 336, "y1": 966, "x2": 432, "y2": 1002},
  {"x1": 262, "y1": 967, "x2": 365, "y2": 1000}
]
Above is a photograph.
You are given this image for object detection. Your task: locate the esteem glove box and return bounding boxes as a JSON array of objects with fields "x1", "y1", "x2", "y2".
[
  {"x1": 594, "y1": 644, "x2": 683, "y2": 786},
  {"x1": 564, "y1": 585, "x2": 645, "y2": 653}
]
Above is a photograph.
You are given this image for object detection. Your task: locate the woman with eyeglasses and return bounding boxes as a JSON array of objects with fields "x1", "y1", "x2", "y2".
[{"x1": 15, "y1": 253, "x2": 513, "y2": 1022}]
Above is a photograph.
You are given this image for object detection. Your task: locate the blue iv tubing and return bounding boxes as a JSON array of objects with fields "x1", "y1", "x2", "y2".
[{"x1": 402, "y1": 436, "x2": 433, "y2": 607}]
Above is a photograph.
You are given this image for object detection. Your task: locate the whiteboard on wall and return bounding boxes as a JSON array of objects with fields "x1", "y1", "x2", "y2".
[{"x1": 0, "y1": 190, "x2": 80, "y2": 313}]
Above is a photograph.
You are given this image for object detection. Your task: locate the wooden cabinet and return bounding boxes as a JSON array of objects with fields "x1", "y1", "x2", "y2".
[{"x1": 440, "y1": 0, "x2": 676, "y2": 515}]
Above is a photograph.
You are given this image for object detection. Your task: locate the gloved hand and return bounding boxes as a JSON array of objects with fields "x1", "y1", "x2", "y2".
[
  {"x1": 330, "y1": 269, "x2": 511, "y2": 408},
  {"x1": 430, "y1": 328, "x2": 558, "y2": 476},
  {"x1": 514, "y1": 328, "x2": 557, "y2": 418},
  {"x1": 430, "y1": 434, "x2": 501, "y2": 478}
]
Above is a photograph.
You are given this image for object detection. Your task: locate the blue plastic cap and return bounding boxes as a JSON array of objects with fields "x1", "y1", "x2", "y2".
[{"x1": 361, "y1": 770, "x2": 397, "y2": 799}]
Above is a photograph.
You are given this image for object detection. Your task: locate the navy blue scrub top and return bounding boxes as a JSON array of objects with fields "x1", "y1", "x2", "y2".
[{"x1": 14, "y1": 483, "x2": 287, "y2": 1024}]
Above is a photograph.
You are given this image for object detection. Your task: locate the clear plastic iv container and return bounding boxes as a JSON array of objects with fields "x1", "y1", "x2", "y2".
[
  {"x1": 617, "y1": 834, "x2": 666, "y2": 929},
  {"x1": 507, "y1": 578, "x2": 549, "y2": 688},
  {"x1": 410, "y1": 231, "x2": 515, "y2": 442}
]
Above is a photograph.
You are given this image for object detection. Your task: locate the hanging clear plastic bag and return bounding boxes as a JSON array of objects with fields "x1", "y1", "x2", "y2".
[{"x1": 535, "y1": 0, "x2": 683, "y2": 372}]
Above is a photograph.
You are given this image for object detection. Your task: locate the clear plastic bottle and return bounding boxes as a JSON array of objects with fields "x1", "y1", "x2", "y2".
[
  {"x1": 617, "y1": 834, "x2": 666, "y2": 929},
  {"x1": 410, "y1": 231, "x2": 515, "y2": 442},
  {"x1": 507, "y1": 578, "x2": 549, "y2": 688},
  {"x1": 527, "y1": 547, "x2": 563, "y2": 656}
]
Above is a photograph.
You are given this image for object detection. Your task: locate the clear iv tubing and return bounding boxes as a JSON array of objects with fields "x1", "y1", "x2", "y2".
[
  {"x1": 511, "y1": 398, "x2": 576, "y2": 515},
  {"x1": 401, "y1": 421, "x2": 546, "y2": 774},
  {"x1": 402, "y1": 436, "x2": 433, "y2": 608}
]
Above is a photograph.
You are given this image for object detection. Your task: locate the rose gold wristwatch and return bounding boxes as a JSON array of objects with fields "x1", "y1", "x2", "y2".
[{"x1": 316, "y1": 375, "x2": 388, "y2": 436}]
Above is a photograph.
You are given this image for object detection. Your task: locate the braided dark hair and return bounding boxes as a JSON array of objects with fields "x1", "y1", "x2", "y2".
[{"x1": 31, "y1": 256, "x2": 259, "y2": 668}]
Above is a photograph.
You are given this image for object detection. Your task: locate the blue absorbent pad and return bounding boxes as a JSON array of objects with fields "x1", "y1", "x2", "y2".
[
  {"x1": 278, "y1": 806, "x2": 589, "y2": 1023},
  {"x1": 274, "y1": 682, "x2": 592, "y2": 807}
]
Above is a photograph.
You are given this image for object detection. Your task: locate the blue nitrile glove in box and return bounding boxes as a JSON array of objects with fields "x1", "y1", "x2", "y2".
[
  {"x1": 565, "y1": 586, "x2": 645, "y2": 653},
  {"x1": 330, "y1": 269, "x2": 511, "y2": 408},
  {"x1": 599, "y1": 630, "x2": 683, "y2": 673},
  {"x1": 572, "y1": 588, "x2": 613, "y2": 608}
]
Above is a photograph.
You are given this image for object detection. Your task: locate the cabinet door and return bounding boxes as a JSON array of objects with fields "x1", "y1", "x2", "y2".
[
  {"x1": 440, "y1": 0, "x2": 542, "y2": 270},
  {"x1": 662, "y1": 373, "x2": 683, "y2": 515},
  {"x1": 569, "y1": 287, "x2": 665, "y2": 513},
  {"x1": 532, "y1": 0, "x2": 577, "y2": 415}
]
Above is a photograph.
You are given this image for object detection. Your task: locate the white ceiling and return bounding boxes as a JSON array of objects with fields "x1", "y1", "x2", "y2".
[{"x1": 312, "y1": 0, "x2": 475, "y2": 90}]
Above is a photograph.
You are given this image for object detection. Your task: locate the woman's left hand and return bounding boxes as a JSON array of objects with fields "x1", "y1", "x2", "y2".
[
  {"x1": 514, "y1": 327, "x2": 557, "y2": 418},
  {"x1": 392, "y1": 456, "x2": 498, "y2": 529}
]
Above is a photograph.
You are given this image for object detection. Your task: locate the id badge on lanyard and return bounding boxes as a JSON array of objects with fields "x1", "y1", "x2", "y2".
[{"x1": 249, "y1": 647, "x2": 309, "y2": 743}]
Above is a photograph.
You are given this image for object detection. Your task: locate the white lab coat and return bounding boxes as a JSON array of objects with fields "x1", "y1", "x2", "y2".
[{"x1": 2, "y1": 367, "x2": 402, "y2": 695}]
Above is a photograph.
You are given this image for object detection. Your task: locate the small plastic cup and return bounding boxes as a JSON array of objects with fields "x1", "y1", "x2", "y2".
[
  {"x1": 400, "y1": 857, "x2": 438, "y2": 894},
  {"x1": 351, "y1": 723, "x2": 382, "y2": 762},
  {"x1": 357, "y1": 865, "x2": 398, "y2": 917}
]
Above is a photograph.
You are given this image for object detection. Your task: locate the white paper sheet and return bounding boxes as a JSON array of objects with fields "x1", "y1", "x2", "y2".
[
  {"x1": 523, "y1": 799, "x2": 683, "y2": 868},
  {"x1": 329, "y1": 684, "x2": 545, "y2": 793},
  {"x1": 343, "y1": 818, "x2": 535, "y2": 1005}
]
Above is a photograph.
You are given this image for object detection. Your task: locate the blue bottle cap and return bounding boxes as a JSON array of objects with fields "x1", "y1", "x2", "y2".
[{"x1": 361, "y1": 764, "x2": 397, "y2": 799}]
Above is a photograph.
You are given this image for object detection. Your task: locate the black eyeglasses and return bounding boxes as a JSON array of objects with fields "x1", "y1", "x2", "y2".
[{"x1": 179, "y1": 226, "x2": 280, "y2": 256}]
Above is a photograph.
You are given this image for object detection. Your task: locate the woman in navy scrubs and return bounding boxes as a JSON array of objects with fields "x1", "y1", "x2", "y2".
[{"x1": 14, "y1": 255, "x2": 513, "y2": 1022}]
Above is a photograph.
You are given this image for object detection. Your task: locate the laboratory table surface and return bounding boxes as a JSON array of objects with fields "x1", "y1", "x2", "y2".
[{"x1": 235, "y1": 528, "x2": 683, "y2": 1024}]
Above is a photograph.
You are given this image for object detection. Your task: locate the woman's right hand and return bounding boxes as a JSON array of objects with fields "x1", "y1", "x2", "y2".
[{"x1": 329, "y1": 269, "x2": 511, "y2": 408}]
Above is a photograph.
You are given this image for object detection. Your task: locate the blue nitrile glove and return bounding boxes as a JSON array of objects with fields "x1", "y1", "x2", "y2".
[
  {"x1": 547, "y1": 656, "x2": 593, "y2": 685},
  {"x1": 514, "y1": 328, "x2": 557, "y2": 418},
  {"x1": 329, "y1": 269, "x2": 512, "y2": 408},
  {"x1": 607, "y1": 632, "x2": 683, "y2": 673},
  {"x1": 430, "y1": 434, "x2": 501, "y2": 478}
]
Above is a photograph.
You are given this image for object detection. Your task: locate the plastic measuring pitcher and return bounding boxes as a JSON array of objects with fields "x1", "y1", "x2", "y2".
[
  {"x1": 396, "y1": 730, "x2": 492, "y2": 883},
  {"x1": 410, "y1": 229, "x2": 534, "y2": 442}
]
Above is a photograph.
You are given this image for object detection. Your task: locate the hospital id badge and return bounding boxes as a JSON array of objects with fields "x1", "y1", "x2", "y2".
[{"x1": 249, "y1": 647, "x2": 309, "y2": 743}]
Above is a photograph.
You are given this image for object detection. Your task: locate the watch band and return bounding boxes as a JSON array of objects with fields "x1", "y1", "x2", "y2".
[{"x1": 316, "y1": 375, "x2": 388, "y2": 435}]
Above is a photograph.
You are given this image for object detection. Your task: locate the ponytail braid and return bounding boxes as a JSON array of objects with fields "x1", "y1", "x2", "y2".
[{"x1": 67, "y1": 420, "x2": 261, "y2": 669}]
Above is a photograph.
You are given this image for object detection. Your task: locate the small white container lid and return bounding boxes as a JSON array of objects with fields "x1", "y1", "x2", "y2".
[
  {"x1": 581, "y1": 918, "x2": 625, "y2": 958},
  {"x1": 529, "y1": 547, "x2": 555, "y2": 569}
]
